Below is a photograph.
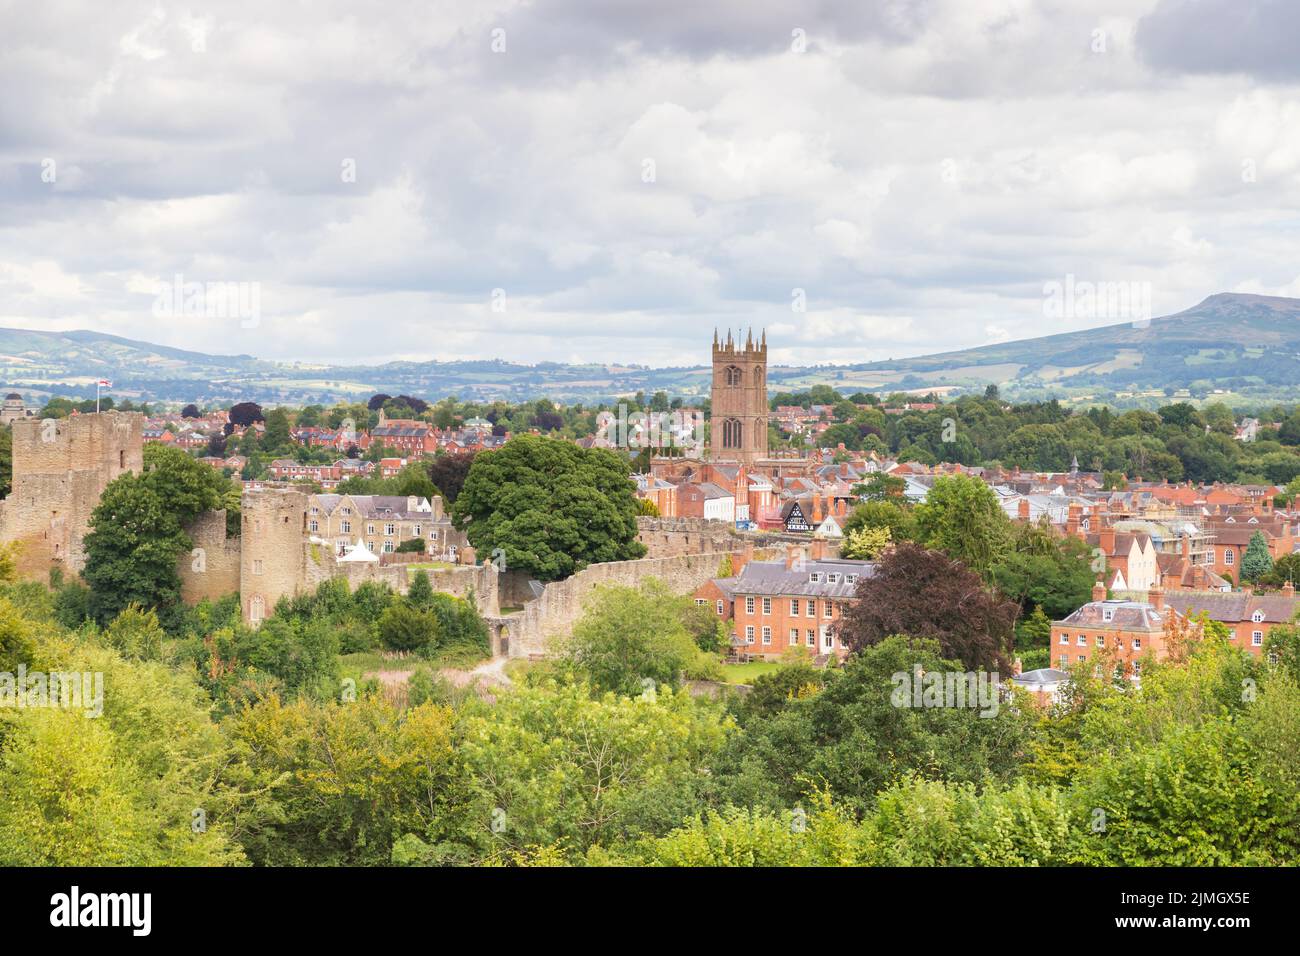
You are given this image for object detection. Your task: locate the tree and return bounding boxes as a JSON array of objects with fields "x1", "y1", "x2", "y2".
[
  {"x1": 228, "y1": 402, "x2": 265, "y2": 428},
  {"x1": 562, "y1": 579, "x2": 705, "y2": 696},
  {"x1": 712, "y1": 636, "x2": 1036, "y2": 815},
  {"x1": 837, "y1": 543, "x2": 1017, "y2": 672},
  {"x1": 83, "y1": 444, "x2": 227, "y2": 625},
  {"x1": 219, "y1": 696, "x2": 458, "y2": 866},
  {"x1": 452, "y1": 435, "x2": 645, "y2": 581},
  {"x1": 457, "y1": 680, "x2": 727, "y2": 858},
  {"x1": 181, "y1": 403, "x2": 201, "y2": 418},
  {"x1": 843, "y1": 500, "x2": 914, "y2": 542},
  {"x1": 262, "y1": 408, "x2": 292, "y2": 450},
  {"x1": 851, "y1": 473, "x2": 905, "y2": 502},
  {"x1": 991, "y1": 522, "x2": 1095, "y2": 620},
  {"x1": 1241, "y1": 531, "x2": 1274, "y2": 584},
  {"x1": 912, "y1": 474, "x2": 1011, "y2": 577},
  {"x1": 427, "y1": 452, "x2": 477, "y2": 504},
  {"x1": 407, "y1": 570, "x2": 434, "y2": 609},
  {"x1": 841, "y1": 526, "x2": 891, "y2": 560},
  {"x1": 379, "y1": 602, "x2": 441, "y2": 653},
  {"x1": 0, "y1": 425, "x2": 12, "y2": 497}
]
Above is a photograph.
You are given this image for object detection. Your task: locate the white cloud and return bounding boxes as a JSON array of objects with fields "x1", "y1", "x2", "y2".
[{"x1": 0, "y1": 0, "x2": 1294, "y2": 369}]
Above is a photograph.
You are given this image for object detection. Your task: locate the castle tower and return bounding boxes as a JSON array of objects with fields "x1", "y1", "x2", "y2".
[
  {"x1": 0, "y1": 411, "x2": 143, "y2": 574},
  {"x1": 240, "y1": 487, "x2": 308, "y2": 625},
  {"x1": 710, "y1": 328, "x2": 768, "y2": 465}
]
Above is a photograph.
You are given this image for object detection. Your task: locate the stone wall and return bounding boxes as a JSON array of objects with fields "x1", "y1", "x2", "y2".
[
  {"x1": 178, "y1": 510, "x2": 242, "y2": 604},
  {"x1": 636, "y1": 515, "x2": 745, "y2": 557},
  {"x1": 241, "y1": 488, "x2": 308, "y2": 624},
  {"x1": 1, "y1": 411, "x2": 143, "y2": 574},
  {"x1": 499, "y1": 546, "x2": 776, "y2": 659},
  {"x1": 298, "y1": 543, "x2": 501, "y2": 617}
]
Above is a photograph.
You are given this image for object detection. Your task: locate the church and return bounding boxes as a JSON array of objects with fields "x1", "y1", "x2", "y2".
[
  {"x1": 646, "y1": 328, "x2": 853, "y2": 531},
  {"x1": 709, "y1": 328, "x2": 768, "y2": 465}
]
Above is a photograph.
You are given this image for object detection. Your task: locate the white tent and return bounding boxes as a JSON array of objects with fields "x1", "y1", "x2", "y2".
[{"x1": 339, "y1": 540, "x2": 379, "y2": 563}]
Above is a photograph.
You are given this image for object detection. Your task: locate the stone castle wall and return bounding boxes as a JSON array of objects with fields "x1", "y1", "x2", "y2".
[
  {"x1": 178, "y1": 510, "x2": 242, "y2": 604},
  {"x1": 636, "y1": 515, "x2": 744, "y2": 557},
  {"x1": 1, "y1": 411, "x2": 143, "y2": 574},
  {"x1": 500, "y1": 546, "x2": 776, "y2": 659},
  {"x1": 240, "y1": 488, "x2": 308, "y2": 624}
]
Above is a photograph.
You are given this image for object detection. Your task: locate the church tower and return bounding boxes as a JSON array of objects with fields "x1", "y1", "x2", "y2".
[{"x1": 710, "y1": 328, "x2": 768, "y2": 465}]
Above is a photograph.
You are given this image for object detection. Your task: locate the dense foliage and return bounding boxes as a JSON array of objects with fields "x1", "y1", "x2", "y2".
[{"x1": 452, "y1": 435, "x2": 646, "y2": 580}]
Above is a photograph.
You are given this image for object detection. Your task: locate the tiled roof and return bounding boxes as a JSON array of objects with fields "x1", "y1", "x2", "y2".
[
  {"x1": 723, "y1": 558, "x2": 875, "y2": 599},
  {"x1": 1164, "y1": 591, "x2": 1300, "y2": 625},
  {"x1": 1057, "y1": 599, "x2": 1167, "y2": 631}
]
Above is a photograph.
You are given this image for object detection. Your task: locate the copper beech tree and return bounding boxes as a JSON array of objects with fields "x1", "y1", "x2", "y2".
[{"x1": 835, "y1": 542, "x2": 1017, "y2": 673}]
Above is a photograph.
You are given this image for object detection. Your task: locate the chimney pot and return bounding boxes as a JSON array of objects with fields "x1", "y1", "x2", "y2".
[
  {"x1": 1150, "y1": 585, "x2": 1164, "y2": 611},
  {"x1": 1092, "y1": 580, "x2": 1107, "y2": 603}
]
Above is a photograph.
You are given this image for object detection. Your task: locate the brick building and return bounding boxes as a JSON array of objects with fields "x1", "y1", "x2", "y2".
[
  {"x1": 694, "y1": 541, "x2": 874, "y2": 661},
  {"x1": 1051, "y1": 582, "x2": 1196, "y2": 675}
]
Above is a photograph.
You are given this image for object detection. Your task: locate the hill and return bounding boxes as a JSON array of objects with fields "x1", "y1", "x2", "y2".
[{"x1": 2, "y1": 293, "x2": 1298, "y2": 407}]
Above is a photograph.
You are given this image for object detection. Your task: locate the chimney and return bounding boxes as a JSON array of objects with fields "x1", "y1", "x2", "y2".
[
  {"x1": 1066, "y1": 502, "x2": 1081, "y2": 537},
  {"x1": 1099, "y1": 524, "x2": 1115, "y2": 556},
  {"x1": 1283, "y1": 580, "x2": 1295, "y2": 598},
  {"x1": 1149, "y1": 582, "x2": 1164, "y2": 611},
  {"x1": 1013, "y1": 656, "x2": 1023, "y2": 676},
  {"x1": 786, "y1": 544, "x2": 803, "y2": 570},
  {"x1": 1017, "y1": 498, "x2": 1030, "y2": 521},
  {"x1": 1092, "y1": 579, "x2": 1106, "y2": 603},
  {"x1": 811, "y1": 538, "x2": 827, "y2": 561},
  {"x1": 733, "y1": 541, "x2": 754, "y2": 576},
  {"x1": 1181, "y1": 532, "x2": 1191, "y2": 559}
]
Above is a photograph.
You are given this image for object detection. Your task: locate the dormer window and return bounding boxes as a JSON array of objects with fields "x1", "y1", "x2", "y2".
[
  {"x1": 1252, "y1": 610, "x2": 1265, "y2": 624},
  {"x1": 827, "y1": 573, "x2": 841, "y2": 583},
  {"x1": 809, "y1": 572, "x2": 821, "y2": 582},
  {"x1": 845, "y1": 574, "x2": 857, "y2": 584},
  {"x1": 1102, "y1": 607, "x2": 1114, "y2": 622}
]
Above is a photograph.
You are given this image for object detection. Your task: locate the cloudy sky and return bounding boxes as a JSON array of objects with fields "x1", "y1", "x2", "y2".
[{"x1": 2, "y1": 0, "x2": 1299, "y2": 369}]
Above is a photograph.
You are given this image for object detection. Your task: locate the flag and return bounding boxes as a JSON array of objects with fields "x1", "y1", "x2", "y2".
[{"x1": 97, "y1": 379, "x2": 112, "y2": 388}]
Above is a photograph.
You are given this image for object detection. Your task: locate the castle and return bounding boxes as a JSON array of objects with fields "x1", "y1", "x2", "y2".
[
  {"x1": 0, "y1": 411, "x2": 143, "y2": 575},
  {"x1": 710, "y1": 328, "x2": 768, "y2": 465},
  {"x1": 0, "y1": 411, "x2": 491, "y2": 627}
]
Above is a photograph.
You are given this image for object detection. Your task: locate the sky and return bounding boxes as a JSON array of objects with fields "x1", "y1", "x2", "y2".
[{"x1": 2, "y1": 0, "x2": 1299, "y2": 370}]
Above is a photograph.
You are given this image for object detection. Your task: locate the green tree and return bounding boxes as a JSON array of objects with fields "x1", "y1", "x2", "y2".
[
  {"x1": 1240, "y1": 531, "x2": 1274, "y2": 583},
  {"x1": 562, "y1": 579, "x2": 705, "y2": 696},
  {"x1": 457, "y1": 680, "x2": 727, "y2": 858},
  {"x1": 913, "y1": 474, "x2": 1011, "y2": 576},
  {"x1": 407, "y1": 570, "x2": 435, "y2": 609},
  {"x1": 262, "y1": 407, "x2": 292, "y2": 451},
  {"x1": 379, "y1": 602, "x2": 441, "y2": 653},
  {"x1": 83, "y1": 444, "x2": 226, "y2": 625},
  {"x1": 452, "y1": 435, "x2": 645, "y2": 580}
]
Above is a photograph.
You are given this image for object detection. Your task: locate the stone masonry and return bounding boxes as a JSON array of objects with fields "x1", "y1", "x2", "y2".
[{"x1": 0, "y1": 411, "x2": 143, "y2": 575}]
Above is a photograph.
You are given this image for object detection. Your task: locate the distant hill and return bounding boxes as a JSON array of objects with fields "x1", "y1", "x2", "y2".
[{"x1": 3, "y1": 293, "x2": 1298, "y2": 407}]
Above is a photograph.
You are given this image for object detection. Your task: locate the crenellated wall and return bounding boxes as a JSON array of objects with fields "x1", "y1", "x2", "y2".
[
  {"x1": 1, "y1": 411, "x2": 144, "y2": 574},
  {"x1": 499, "y1": 546, "x2": 777, "y2": 659}
]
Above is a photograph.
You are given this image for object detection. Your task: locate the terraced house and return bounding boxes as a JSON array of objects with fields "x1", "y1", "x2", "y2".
[{"x1": 1164, "y1": 584, "x2": 1300, "y2": 655}]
